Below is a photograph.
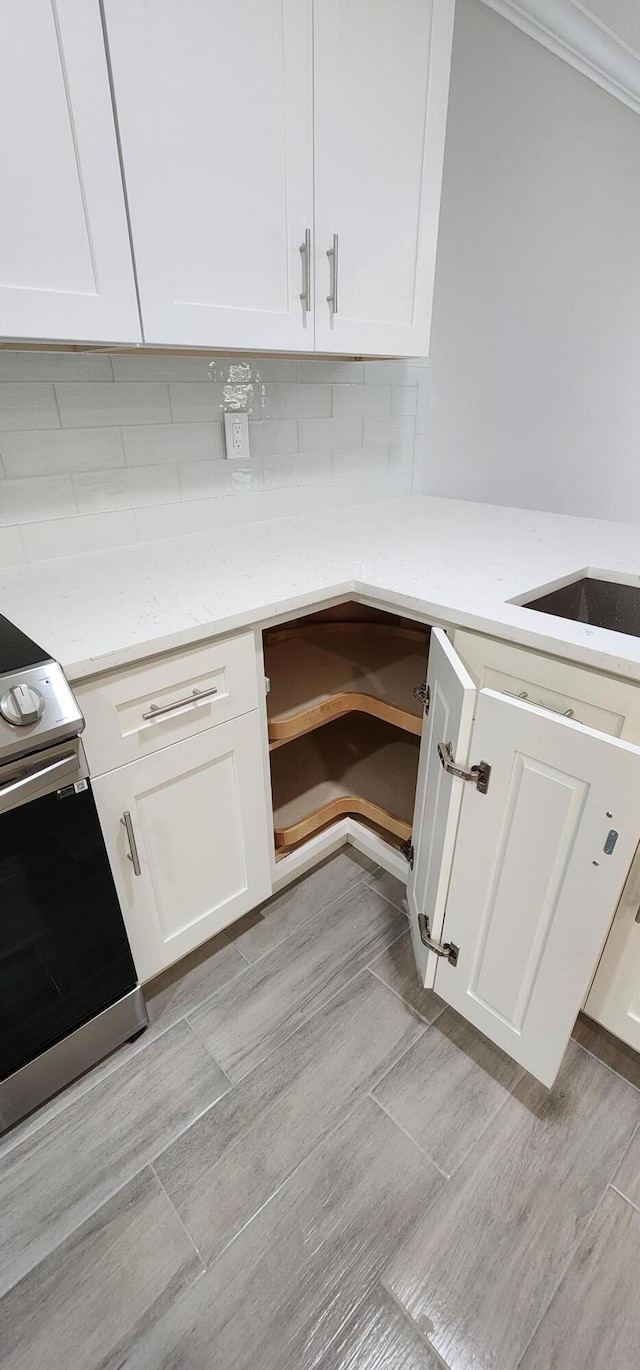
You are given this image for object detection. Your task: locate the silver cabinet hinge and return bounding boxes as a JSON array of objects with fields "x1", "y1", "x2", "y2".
[
  {"x1": 437, "y1": 741, "x2": 491, "y2": 795},
  {"x1": 418, "y1": 913, "x2": 459, "y2": 967},
  {"x1": 413, "y1": 681, "x2": 430, "y2": 715},
  {"x1": 264, "y1": 676, "x2": 271, "y2": 695},
  {"x1": 400, "y1": 838, "x2": 414, "y2": 869}
]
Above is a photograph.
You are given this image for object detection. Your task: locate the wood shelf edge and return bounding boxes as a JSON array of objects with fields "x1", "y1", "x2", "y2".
[
  {"x1": 274, "y1": 796, "x2": 412, "y2": 850},
  {"x1": 268, "y1": 692, "x2": 422, "y2": 746}
]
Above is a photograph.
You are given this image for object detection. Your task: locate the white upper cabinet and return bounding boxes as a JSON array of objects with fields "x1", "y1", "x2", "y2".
[
  {"x1": 0, "y1": 0, "x2": 140, "y2": 344},
  {"x1": 409, "y1": 635, "x2": 640, "y2": 1087},
  {"x1": 313, "y1": 0, "x2": 455, "y2": 355},
  {"x1": 103, "y1": 0, "x2": 314, "y2": 351}
]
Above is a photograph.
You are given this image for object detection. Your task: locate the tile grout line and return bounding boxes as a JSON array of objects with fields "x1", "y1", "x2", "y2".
[
  {"x1": 609, "y1": 1182, "x2": 640, "y2": 1214},
  {"x1": 572, "y1": 1034, "x2": 640, "y2": 1095},
  {"x1": 205, "y1": 916, "x2": 411, "y2": 1087},
  {"x1": 183, "y1": 1017, "x2": 236, "y2": 1089},
  {"x1": 149, "y1": 1162, "x2": 208, "y2": 1270},
  {"x1": 366, "y1": 964, "x2": 445, "y2": 1028},
  {"x1": 382, "y1": 1283, "x2": 454, "y2": 1369},
  {"x1": 512, "y1": 1172, "x2": 633, "y2": 1369},
  {"x1": 229, "y1": 865, "x2": 380, "y2": 967},
  {"x1": 369, "y1": 1092, "x2": 450, "y2": 1180}
]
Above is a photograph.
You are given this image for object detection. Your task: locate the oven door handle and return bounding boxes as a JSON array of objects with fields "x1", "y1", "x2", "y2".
[{"x1": 0, "y1": 752, "x2": 78, "y2": 802}]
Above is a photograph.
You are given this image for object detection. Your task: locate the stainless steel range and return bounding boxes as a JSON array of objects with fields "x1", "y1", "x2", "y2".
[{"x1": 0, "y1": 613, "x2": 148, "y2": 1134}]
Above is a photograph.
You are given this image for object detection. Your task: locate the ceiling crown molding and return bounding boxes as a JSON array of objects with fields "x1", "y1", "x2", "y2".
[{"x1": 477, "y1": 0, "x2": 640, "y2": 114}]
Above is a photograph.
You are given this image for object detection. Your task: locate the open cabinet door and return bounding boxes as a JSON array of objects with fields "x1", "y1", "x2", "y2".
[
  {"x1": 408, "y1": 628, "x2": 476, "y2": 988},
  {"x1": 430, "y1": 689, "x2": 640, "y2": 1086}
]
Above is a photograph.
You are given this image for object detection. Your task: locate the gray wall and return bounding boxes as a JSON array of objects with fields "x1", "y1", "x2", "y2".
[{"x1": 425, "y1": 0, "x2": 640, "y2": 523}]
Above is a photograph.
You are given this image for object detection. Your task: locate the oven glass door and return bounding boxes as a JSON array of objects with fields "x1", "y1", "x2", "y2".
[{"x1": 0, "y1": 776, "x2": 137, "y2": 1080}]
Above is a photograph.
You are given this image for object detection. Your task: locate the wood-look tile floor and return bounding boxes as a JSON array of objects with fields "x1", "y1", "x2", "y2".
[{"x1": 1, "y1": 847, "x2": 640, "y2": 1370}]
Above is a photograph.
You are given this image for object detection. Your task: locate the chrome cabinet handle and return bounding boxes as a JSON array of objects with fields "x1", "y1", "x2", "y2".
[
  {"x1": 142, "y1": 685, "x2": 218, "y2": 722},
  {"x1": 326, "y1": 233, "x2": 339, "y2": 316},
  {"x1": 299, "y1": 228, "x2": 311, "y2": 314},
  {"x1": 120, "y1": 810, "x2": 141, "y2": 877},
  {"x1": 503, "y1": 688, "x2": 578, "y2": 723}
]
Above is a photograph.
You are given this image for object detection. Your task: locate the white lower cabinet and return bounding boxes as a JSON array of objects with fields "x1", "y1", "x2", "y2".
[
  {"x1": 408, "y1": 628, "x2": 640, "y2": 1087},
  {"x1": 584, "y1": 844, "x2": 640, "y2": 1052},
  {"x1": 92, "y1": 712, "x2": 272, "y2": 982}
]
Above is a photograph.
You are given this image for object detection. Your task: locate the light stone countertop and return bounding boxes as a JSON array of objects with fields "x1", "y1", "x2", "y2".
[{"x1": 1, "y1": 495, "x2": 640, "y2": 683}]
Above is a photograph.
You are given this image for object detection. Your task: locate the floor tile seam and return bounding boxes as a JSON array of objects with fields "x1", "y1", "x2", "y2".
[
  {"x1": 512, "y1": 1179, "x2": 626, "y2": 1370},
  {"x1": 183, "y1": 1016, "x2": 236, "y2": 1088},
  {"x1": 2, "y1": 1080, "x2": 239, "y2": 1300},
  {"x1": 609, "y1": 1182, "x2": 640, "y2": 1215},
  {"x1": 368, "y1": 1093, "x2": 450, "y2": 1179},
  {"x1": 186, "y1": 1088, "x2": 399, "y2": 1271},
  {"x1": 362, "y1": 871, "x2": 409, "y2": 918},
  {"x1": 365, "y1": 964, "x2": 446, "y2": 1027},
  {"x1": 149, "y1": 1162, "x2": 208, "y2": 1270},
  {"x1": 209, "y1": 923, "x2": 410, "y2": 1086},
  {"x1": 572, "y1": 1034, "x2": 640, "y2": 1095},
  {"x1": 434, "y1": 1071, "x2": 528, "y2": 1182},
  {"x1": 603, "y1": 1115, "x2": 640, "y2": 1192},
  {"x1": 380, "y1": 1283, "x2": 454, "y2": 1369},
  {"x1": 233, "y1": 872, "x2": 393, "y2": 967},
  {"x1": 0, "y1": 989, "x2": 248, "y2": 1162}
]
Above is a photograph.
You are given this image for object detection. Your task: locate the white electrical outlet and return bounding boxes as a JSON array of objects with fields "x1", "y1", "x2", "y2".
[{"x1": 224, "y1": 411, "x2": 250, "y2": 460}]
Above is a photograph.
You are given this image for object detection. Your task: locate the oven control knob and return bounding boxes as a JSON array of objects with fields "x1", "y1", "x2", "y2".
[{"x1": 0, "y1": 684, "x2": 45, "y2": 725}]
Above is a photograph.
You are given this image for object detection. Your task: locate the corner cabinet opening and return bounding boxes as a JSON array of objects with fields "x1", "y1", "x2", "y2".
[{"x1": 263, "y1": 603, "x2": 430, "y2": 859}]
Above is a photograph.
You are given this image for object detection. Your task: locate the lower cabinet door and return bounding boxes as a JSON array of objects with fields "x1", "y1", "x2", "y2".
[
  {"x1": 409, "y1": 638, "x2": 640, "y2": 1087},
  {"x1": 584, "y1": 840, "x2": 640, "y2": 1052},
  {"x1": 92, "y1": 712, "x2": 272, "y2": 981}
]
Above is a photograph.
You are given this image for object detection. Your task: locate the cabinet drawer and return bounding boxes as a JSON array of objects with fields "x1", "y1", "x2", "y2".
[
  {"x1": 454, "y1": 630, "x2": 640, "y2": 742},
  {"x1": 76, "y1": 631, "x2": 260, "y2": 776}
]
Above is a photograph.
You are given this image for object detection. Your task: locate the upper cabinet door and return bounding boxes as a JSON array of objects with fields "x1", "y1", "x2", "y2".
[
  {"x1": 0, "y1": 0, "x2": 140, "y2": 344},
  {"x1": 408, "y1": 629, "x2": 476, "y2": 988},
  {"x1": 103, "y1": 0, "x2": 314, "y2": 351},
  {"x1": 312, "y1": 0, "x2": 455, "y2": 357},
  {"x1": 415, "y1": 682, "x2": 640, "y2": 1087}
]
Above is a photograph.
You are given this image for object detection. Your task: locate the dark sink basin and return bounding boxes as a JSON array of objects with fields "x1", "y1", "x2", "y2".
[{"x1": 520, "y1": 575, "x2": 640, "y2": 638}]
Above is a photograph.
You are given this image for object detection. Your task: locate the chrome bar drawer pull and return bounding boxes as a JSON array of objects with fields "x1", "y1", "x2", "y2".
[
  {"x1": 326, "y1": 233, "x2": 339, "y2": 317},
  {"x1": 120, "y1": 810, "x2": 141, "y2": 877},
  {"x1": 299, "y1": 227, "x2": 311, "y2": 314},
  {"x1": 142, "y1": 685, "x2": 218, "y2": 721}
]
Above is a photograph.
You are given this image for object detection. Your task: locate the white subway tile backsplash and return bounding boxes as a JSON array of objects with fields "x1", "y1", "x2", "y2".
[
  {"x1": 0, "y1": 427, "x2": 125, "y2": 477},
  {"x1": 0, "y1": 475, "x2": 76, "y2": 526},
  {"x1": 56, "y1": 383, "x2": 171, "y2": 428},
  {"x1": 333, "y1": 384, "x2": 391, "y2": 417},
  {"x1": 391, "y1": 386, "x2": 418, "y2": 417},
  {"x1": 168, "y1": 382, "x2": 228, "y2": 422},
  {"x1": 112, "y1": 354, "x2": 214, "y2": 382},
  {"x1": 22, "y1": 511, "x2": 137, "y2": 562},
  {"x1": 0, "y1": 526, "x2": 25, "y2": 567},
  {"x1": 389, "y1": 444, "x2": 415, "y2": 470},
  {"x1": 299, "y1": 416, "x2": 362, "y2": 451},
  {"x1": 332, "y1": 446, "x2": 389, "y2": 475},
  {"x1": 246, "y1": 419, "x2": 298, "y2": 458},
  {"x1": 0, "y1": 350, "x2": 422, "y2": 563},
  {"x1": 364, "y1": 360, "x2": 425, "y2": 385},
  {"x1": 0, "y1": 384, "x2": 60, "y2": 432},
  {"x1": 263, "y1": 451, "x2": 331, "y2": 487},
  {"x1": 298, "y1": 470, "x2": 412, "y2": 513},
  {"x1": 123, "y1": 422, "x2": 223, "y2": 466},
  {"x1": 298, "y1": 360, "x2": 365, "y2": 383},
  {"x1": 135, "y1": 487, "x2": 300, "y2": 542},
  {"x1": 260, "y1": 383, "x2": 332, "y2": 420},
  {"x1": 363, "y1": 415, "x2": 416, "y2": 446},
  {"x1": 179, "y1": 459, "x2": 262, "y2": 500},
  {"x1": 0, "y1": 352, "x2": 113, "y2": 382},
  {"x1": 73, "y1": 465, "x2": 180, "y2": 515}
]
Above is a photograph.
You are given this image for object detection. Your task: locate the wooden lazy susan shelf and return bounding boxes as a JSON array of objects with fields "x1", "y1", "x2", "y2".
[
  {"x1": 265, "y1": 622, "x2": 429, "y2": 746},
  {"x1": 271, "y1": 714, "x2": 420, "y2": 853}
]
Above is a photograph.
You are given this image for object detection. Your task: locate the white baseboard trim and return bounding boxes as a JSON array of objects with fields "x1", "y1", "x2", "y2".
[{"x1": 478, "y1": 0, "x2": 640, "y2": 115}]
